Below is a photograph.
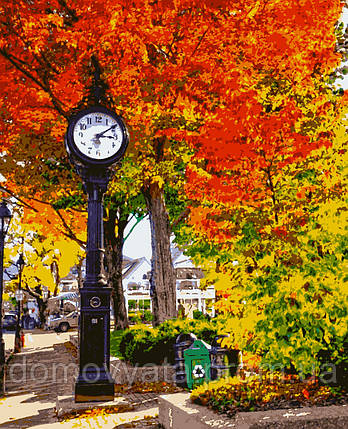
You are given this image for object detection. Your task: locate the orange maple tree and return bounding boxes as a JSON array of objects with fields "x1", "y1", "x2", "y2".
[
  {"x1": 0, "y1": 0, "x2": 345, "y2": 325},
  {"x1": 184, "y1": 2, "x2": 346, "y2": 243}
]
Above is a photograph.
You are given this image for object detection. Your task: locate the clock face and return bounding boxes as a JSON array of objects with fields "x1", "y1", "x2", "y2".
[
  {"x1": 66, "y1": 106, "x2": 129, "y2": 166},
  {"x1": 73, "y1": 112, "x2": 123, "y2": 160}
]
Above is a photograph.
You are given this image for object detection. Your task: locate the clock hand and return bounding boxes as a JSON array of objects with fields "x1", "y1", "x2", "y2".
[
  {"x1": 95, "y1": 124, "x2": 117, "y2": 138},
  {"x1": 98, "y1": 135, "x2": 115, "y2": 139}
]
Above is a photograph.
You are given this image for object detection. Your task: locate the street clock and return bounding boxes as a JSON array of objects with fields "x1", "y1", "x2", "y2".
[{"x1": 65, "y1": 106, "x2": 129, "y2": 167}]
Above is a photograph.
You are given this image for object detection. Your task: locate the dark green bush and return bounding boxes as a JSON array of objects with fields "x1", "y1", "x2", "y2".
[
  {"x1": 119, "y1": 325, "x2": 155, "y2": 365},
  {"x1": 193, "y1": 321, "x2": 219, "y2": 344},
  {"x1": 115, "y1": 318, "x2": 221, "y2": 366},
  {"x1": 193, "y1": 310, "x2": 210, "y2": 321}
]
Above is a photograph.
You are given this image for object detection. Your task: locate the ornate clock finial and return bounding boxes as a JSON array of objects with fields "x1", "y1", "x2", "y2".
[{"x1": 90, "y1": 55, "x2": 109, "y2": 106}]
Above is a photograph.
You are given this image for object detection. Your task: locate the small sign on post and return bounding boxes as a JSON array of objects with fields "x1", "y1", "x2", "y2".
[{"x1": 184, "y1": 340, "x2": 211, "y2": 389}]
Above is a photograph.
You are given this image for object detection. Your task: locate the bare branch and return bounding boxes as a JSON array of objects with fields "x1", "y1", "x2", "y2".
[
  {"x1": 54, "y1": 208, "x2": 86, "y2": 249},
  {"x1": 0, "y1": 185, "x2": 39, "y2": 211}
]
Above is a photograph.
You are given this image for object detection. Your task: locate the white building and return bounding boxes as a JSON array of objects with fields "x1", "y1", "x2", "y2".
[
  {"x1": 59, "y1": 272, "x2": 79, "y2": 292},
  {"x1": 172, "y1": 248, "x2": 215, "y2": 317},
  {"x1": 122, "y1": 256, "x2": 152, "y2": 314},
  {"x1": 122, "y1": 248, "x2": 216, "y2": 317},
  {"x1": 56, "y1": 247, "x2": 216, "y2": 317}
]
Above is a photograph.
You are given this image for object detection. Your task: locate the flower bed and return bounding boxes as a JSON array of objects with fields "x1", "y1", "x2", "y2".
[{"x1": 190, "y1": 371, "x2": 348, "y2": 417}]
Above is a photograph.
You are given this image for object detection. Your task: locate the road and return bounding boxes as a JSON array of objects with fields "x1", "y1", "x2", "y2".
[{"x1": 3, "y1": 328, "x2": 74, "y2": 354}]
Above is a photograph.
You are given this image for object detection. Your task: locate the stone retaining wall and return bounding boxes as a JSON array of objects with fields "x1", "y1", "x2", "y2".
[{"x1": 159, "y1": 392, "x2": 348, "y2": 429}]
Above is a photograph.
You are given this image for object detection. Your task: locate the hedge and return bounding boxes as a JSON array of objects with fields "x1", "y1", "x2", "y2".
[{"x1": 116, "y1": 318, "x2": 224, "y2": 366}]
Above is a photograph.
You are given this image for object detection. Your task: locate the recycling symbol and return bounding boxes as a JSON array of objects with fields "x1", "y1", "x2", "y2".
[{"x1": 192, "y1": 364, "x2": 205, "y2": 379}]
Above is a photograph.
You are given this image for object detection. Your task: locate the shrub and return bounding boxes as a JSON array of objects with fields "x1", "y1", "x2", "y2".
[
  {"x1": 128, "y1": 311, "x2": 142, "y2": 325},
  {"x1": 115, "y1": 318, "x2": 223, "y2": 366},
  {"x1": 118, "y1": 325, "x2": 155, "y2": 365},
  {"x1": 317, "y1": 333, "x2": 348, "y2": 388},
  {"x1": 193, "y1": 320, "x2": 221, "y2": 344},
  {"x1": 193, "y1": 310, "x2": 210, "y2": 321}
]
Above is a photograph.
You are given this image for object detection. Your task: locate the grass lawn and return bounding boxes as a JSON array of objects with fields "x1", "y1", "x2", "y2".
[{"x1": 110, "y1": 329, "x2": 124, "y2": 358}]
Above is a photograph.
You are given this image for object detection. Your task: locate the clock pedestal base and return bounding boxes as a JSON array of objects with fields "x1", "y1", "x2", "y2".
[
  {"x1": 75, "y1": 287, "x2": 114, "y2": 403},
  {"x1": 75, "y1": 375, "x2": 114, "y2": 403}
]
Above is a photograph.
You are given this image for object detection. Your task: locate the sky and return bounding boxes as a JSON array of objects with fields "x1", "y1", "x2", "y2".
[
  {"x1": 123, "y1": 8, "x2": 348, "y2": 261},
  {"x1": 123, "y1": 216, "x2": 152, "y2": 260}
]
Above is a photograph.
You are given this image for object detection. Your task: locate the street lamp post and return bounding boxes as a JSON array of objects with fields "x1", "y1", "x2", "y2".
[
  {"x1": 0, "y1": 200, "x2": 12, "y2": 394},
  {"x1": 65, "y1": 106, "x2": 129, "y2": 402},
  {"x1": 14, "y1": 254, "x2": 25, "y2": 354}
]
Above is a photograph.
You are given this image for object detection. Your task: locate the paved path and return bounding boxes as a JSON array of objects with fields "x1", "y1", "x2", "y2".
[
  {"x1": 1, "y1": 331, "x2": 76, "y2": 428},
  {"x1": 1, "y1": 331, "x2": 160, "y2": 428}
]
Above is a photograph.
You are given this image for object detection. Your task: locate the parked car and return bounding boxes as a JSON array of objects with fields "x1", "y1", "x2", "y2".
[
  {"x1": 2, "y1": 313, "x2": 18, "y2": 331},
  {"x1": 48, "y1": 311, "x2": 78, "y2": 332}
]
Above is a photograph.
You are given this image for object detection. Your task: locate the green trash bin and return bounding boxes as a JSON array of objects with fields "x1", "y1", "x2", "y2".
[{"x1": 184, "y1": 340, "x2": 211, "y2": 389}]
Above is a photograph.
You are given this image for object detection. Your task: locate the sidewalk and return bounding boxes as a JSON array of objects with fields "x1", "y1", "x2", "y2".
[{"x1": 1, "y1": 332, "x2": 160, "y2": 428}]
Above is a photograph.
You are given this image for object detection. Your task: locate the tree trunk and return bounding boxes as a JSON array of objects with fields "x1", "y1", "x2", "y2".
[
  {"x1": 51, "y1": 260, "x2": 60, "y2": 296},
  {"x1": 24, "y1": 285, "x2": 48, "y2": 328},
  {"x1": 36, "y1": 296, "x2": 48, "y2": 328},
  {"x1": 104, "y1": 205, "x2": 129, "y2": 331},
  {"x1": 143, "y1": 181, "x2": 177, "y2": 326}
]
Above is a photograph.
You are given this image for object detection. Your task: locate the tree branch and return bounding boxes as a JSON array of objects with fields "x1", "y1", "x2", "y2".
[
  {"x1": 54, "y1": 208, "x2": 86, "y2": 248},
  {"x1": 0, "y1": 49, "x2": 67, "y2": 117},
  {"x1": 123, "y1": 213, "x2": 147, "y2": 242},
  {"x1": 171, "y1": 207, "x2": 190, "y2": 228},
  {"x1": 265, "y1": 167, "x2": 279, "y2": 223},
  {"x1": 0, "y1": 185, "x2": 39, "y2": 211}
]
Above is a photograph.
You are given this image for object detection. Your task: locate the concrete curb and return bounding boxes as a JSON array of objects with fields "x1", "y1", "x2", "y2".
[
  {"x1": 158, "y1": 392, "x2": 348, "y2": 429},
  {"x1": 69, "y1": 334, "x2": 78, "y2": 348}
]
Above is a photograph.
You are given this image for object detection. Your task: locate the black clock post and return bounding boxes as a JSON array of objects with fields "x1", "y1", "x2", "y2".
[
  {"x1": 75, "y1": 167, "x2": 114, "y2": 402},
  {"x1": 65, "y1": 106, "x2": 128, "y2": 402}
]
